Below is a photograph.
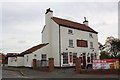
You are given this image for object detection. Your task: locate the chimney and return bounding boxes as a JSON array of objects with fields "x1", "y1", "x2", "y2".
[
  {"x1": 45, "y1": 8, "x2": 53, "y2": 25},
  {"x1": 45, "y1": 8, "x2": 53, "y2": 14},
  {"x1": 83, "y1": 17, "x2": 88, "y2": 26}
]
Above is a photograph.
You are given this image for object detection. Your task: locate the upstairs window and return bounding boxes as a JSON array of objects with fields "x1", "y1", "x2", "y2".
[
  {"x1": 77, "y1": 40, "x2": 88, "y2": 47},
  {"x1": 68, "y1": 29, "x2": 73, "y2": 34},
  {"x1": 69, "y1": 40, "x2": 74, "y2": 48},
  {"x1": 89, "y1": 33, "x2": 93, "y2": 38},
  {"x1": 90, "y1": 42, "x2": 94, "y2": 49}
]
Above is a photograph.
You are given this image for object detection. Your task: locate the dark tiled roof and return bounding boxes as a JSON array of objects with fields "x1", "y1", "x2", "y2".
[
  {"x1": 51, "y1": 17, "x2": 98, "y2": 34},
  {"x1": 19, "y1": 43, "x2": 49, "y2": 56}
]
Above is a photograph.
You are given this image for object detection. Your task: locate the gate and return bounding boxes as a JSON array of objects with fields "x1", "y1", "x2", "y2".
[
  {"x1": 32, "y1": 58, "x2": 54, "y2": 72},
  {"x1": 37, "y1": 60, "x2": 48, "y2": 68}
]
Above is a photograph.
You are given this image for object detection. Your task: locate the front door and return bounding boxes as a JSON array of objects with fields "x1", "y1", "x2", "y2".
[{"x1": 82, "y1": 53, "x2": 86, "y2": 68}]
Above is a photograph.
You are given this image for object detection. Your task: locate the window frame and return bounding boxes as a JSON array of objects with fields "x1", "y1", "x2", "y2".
[
  {"x1": 41, "y1": 54, "x2": 47, "y2": 60},
  {"x1": 73, "y1": 53, "x2": 77, "y2": 64},
  {"x1": 90, "y1": 42, "x2": 94, "y2": 49},
  {"x1": 34, "y1": 54, "x2": 37, "y2": 57},
  {"x1": 63, "y1": 52, "x2": 68, "y2": 64},
  {"x1": 68, "y1": 29, "x2": 73, "y2": 34},
  {"x1": 69, "y1": 40, "x2": 74, "y2": 48},
  {"x1": 26, "y1": 56, "x2": 28, "y2": 62}
]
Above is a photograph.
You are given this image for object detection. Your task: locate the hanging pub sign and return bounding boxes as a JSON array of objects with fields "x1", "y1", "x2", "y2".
[
  {"x1": 92, "y1": 59, "x2": 119, "y2": 69},
  {"x1": 77, "y1": 40, "x2": 88, "y2": 47}
]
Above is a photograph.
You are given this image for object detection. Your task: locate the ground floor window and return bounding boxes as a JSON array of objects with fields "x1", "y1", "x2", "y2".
[
  {"x1": 41, "y1": 54, "x2": 47, "y2": 60},
  {"x1": 27, "y1": 56, "x2": 28, "y2": 62},
  {"x1": 91, "y1": 54, "x2": 94, "y2": 62},
  {"x1": 87, "y1": 57, "x2": 91, "y2": 63},
  {"x1": 73, "y1": 53, "x2": 77, "y2": 64},
  {"x1": 63, "y1": 52, "x2": 68, "y2": 64}
]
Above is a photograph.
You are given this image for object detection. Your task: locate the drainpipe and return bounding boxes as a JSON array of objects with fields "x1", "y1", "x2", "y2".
[{"x1": 59, "y1": 25, "x2": 61, "y2": 67}]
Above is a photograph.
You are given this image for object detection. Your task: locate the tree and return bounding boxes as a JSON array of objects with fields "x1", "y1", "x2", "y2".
[
  {"x1": 100, "y1": 51, "x2": 110, "y2": 59},
  {"x1": 104, "y1": 36, "x2": 120, "y2": 57},
  {"x1": 98, "y1": 42, "x2": 105, "y2": 51}
]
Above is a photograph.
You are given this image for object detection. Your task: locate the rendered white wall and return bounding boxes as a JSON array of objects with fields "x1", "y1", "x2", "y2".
[
  {"x1": 8, "y1": 57, "x2": 17, "y2": 66},
  {"x1": 32, "y1": 44, "x2": 50, "y2": 60},
  {"x1": 24, "y1": 44, "x2": 50, "y2": 67},
  {"x1": 50, "y1": 20, "x2": 60, "y2": 67},
  {"x1": 8, "y1": 57, "x2": 24, "y2": 67},
  {"x1": 42, "y1": 11, "x2": 53, "y2": 57},
  {"x1": 17, "y1": 57, "x2": 24, "y2": 66},
  {"x1": 60, "y1": 26, "x2": 99, "y2": 66},
  {"x1": 24, "y1": 54, "x2": 33, "y2": 67}
]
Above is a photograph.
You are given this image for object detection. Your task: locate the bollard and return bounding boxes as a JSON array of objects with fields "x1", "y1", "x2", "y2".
[
  {"x1": 75, "y1": 58, "x2": 81, "y2": 74},
  {"x1": 32, "y1": 59, "x2": 37, "y2": 69},
  {"x1": 49, "y1": 58, "x2": 54, "y2": 72}
]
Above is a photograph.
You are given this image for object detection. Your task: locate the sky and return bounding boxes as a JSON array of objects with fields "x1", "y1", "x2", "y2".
[{"x1": 0, "y1": 1, "x2": 119, "y2": 54}]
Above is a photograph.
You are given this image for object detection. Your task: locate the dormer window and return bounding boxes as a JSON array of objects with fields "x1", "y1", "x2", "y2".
[
  {"x1": 89, "y1": 33, "x2": 93, "y2": 38},
  {"x1": 68, "y1": 29, "x2": 73, "y2": 34}
]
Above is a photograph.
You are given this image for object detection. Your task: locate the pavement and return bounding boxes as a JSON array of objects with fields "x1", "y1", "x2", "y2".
[{"x1": 2, "y1": 66, "x2": 120, "y2": 79}]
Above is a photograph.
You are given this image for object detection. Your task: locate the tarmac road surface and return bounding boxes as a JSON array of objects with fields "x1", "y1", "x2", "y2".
[{"x1": 2, "y1": 70, "x2": 28, "y2": 78}]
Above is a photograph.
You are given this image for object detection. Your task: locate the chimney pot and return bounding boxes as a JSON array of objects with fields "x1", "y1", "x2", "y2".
[
  {"x1": 83, "y1": 17, "x2": 88, "y2": 26},
  {"x1": 46, "y1": 8, "x2": 53, "y2": 14}
]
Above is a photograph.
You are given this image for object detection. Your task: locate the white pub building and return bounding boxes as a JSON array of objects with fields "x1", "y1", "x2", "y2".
[{"x1": 8, "y1": 8, "x2": 99, "y2": 68}]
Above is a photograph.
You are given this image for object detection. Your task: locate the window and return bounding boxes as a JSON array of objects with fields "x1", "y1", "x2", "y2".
[
  {"x1": 87, "y1": 57, "x2": 91, "y2": 63},
  {"x1": 69, "y1": 40, "x2": 74, "y2": 48},
  {"x1": 41, "y1": 54, "x2": 47, "y2": 60},
  {"x1": 34, "y1": 54, "x2": 37, "y2": 57},
  {"x1": 63, "y1": 52, "x2": 68, "y2": 64},
  {"x1": 79, "y1": 57, "x2": 83, "y2": 63},
  {"x1": 68, "y1": 29, "x2": 73, "y2": 34},
  {"x1": 83, "y1": 53, "x2": 86, "y2": 56},
  {"x1": 91, "y1": 54, "x2": 94, "y2": 62},
  {"x1": 27, "y1": 56, "x2": 28, "y2": 62},
  {"x1": 90, "y1": 42, "x2": 93, "y2": 49},
  {"x1": 77, "y1": 40, "x2": 88, "y2": 47},
  {"x1": 94, "y1": 53, "x2": 97, "y2": 59},
  {"x1": 73, "y1": 53, "x2": 77, "y2": 64},
  {"x1": 89, "y1": 33, "x2": 93, "y2": 38}
]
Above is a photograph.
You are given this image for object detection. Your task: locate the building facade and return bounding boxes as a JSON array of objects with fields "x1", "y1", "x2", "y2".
[
  {"x1": 8, "y1": 8, "x2": 99, "y2": 68},
  {"x1": 41, "y1": 8, "x2": 99, "y2": 67}
]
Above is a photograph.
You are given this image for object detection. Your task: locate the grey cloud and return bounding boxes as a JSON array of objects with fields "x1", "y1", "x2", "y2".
[
  {"x1": 1, "y1": 2, "x2": 118, "y2": 53},
  {"x1": 18, "y1": 41, "x2": 27, "y2": 44}
]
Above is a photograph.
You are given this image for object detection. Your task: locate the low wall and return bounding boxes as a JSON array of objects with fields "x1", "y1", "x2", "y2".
[
  {"x1": 81, "y1": 69, "x2": 120, "y2": 75},
  {"x1": 34, "y1": 67, "x2": 49, "y2": 72}
]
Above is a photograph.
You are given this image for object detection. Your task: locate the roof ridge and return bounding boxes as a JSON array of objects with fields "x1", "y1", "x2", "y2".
[
  {"x1": 52, "y1": 17, "x2": 83, "y2": 25},
  {"x1": 51, "y1": 16, "x2": 98, "y2": 34},
  {"x1": 19, "y1": 43, "x2": 49, "y2": 56}
]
